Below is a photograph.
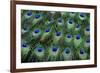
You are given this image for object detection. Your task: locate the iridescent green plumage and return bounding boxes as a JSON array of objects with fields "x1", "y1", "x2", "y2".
[{"x1": 21, "y1": 10, "x2": 90, "y2": 62}]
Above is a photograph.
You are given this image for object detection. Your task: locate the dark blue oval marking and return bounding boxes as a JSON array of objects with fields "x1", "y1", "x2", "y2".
[
  {"x1": 22, "y1": 43, "x2": 27, "y2": 48},
  {"x1": 65, "y1": 48, "x2": 70, "y2": 54},
  {"x1": 23, "y1": 27, "x2": 27, "y2": 30},
  {"x1": 67, "y1": 34, "x2": 72, "y2": 38},
  {"x1": 80, "y1": 49, "x2": 84, "y2": 54},
  {"x1": 86, "y1": 27, "x2": 90, "y2": 31},
  {"x1": 37, "y1": 48, "x2": 43, "y2": 52},
  {"x1": 76, "y1": 24, "x2": 80, "y2": 28},
  {"x1": 56, "y1": 32, "x2": 61, "y2": 36},
  {"x1": 58, "y1": 18, "x2": 62, "y2": 23},
  {"x1": 86, "y1": 39, "x2": 90, "y2": 43},
  {"x1": 34, "y1": 29, "x2": 40, "y2": 33},
  {"x1": 80, "y1": 13, "x2": 85, "y2": 17},
  {"x1": 35, "y1": 14, "x2": 40, "y2": 19},
  {"x1": 27, "y1": 11, "x2": 32, "y2": 16},
  {"x1": 76, "y1": 34, "x2": 80, "y2": 40},
  {"x1": 52, "y1": 47, "x2": 57, "y2": 52},
  {"x1": 68, "y1": 19, "x2": 73, "y2": 24},
  {"x1": 45, "y1": 28, "x2": 50, "y2": 32}
]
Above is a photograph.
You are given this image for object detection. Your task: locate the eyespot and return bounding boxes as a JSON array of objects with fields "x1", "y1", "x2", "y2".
[
  {"x1": 37, "y1": 48, "x2": 43, "y2": 52},
  {"x1": 47, "y1": 18, "x2": 54, "y2": 24},
  {"x1": 45, "y1": 28, "x2": 50, "y2": 32},
  {"x1": 79, "y1": 13, "x2": 86, "y2": 20},
  {"x1": 22, "y1": 43, "x2": 27, "y2": 48},
  {"x1": 70, "y1": 12, "x2": 74, "y2": 14},
  {"x1": 64, "y1": 48, "x2": 70, "y2": 54},
  {"x1": 76, "y1": 24, "x2": 80, "y2": 28},
  {"x1": 35, "y1": 14, "x2": 40, "y2": 19},
  {"x1": 80, "y1": 49, "x2": 84, "y2": 54},
  {"x1": 67, "y1": 19, "x2": 74, "y2": 24},
  {"x1": 76, "y1": 34, "x2": 80, "y2": 40},
  {"x1": 27, "y1": 11, "x2": 32, "y2": 16},
  {"x1": 67, "y1": 34, "x2": 72, "y2": 38},
  {"x1": 34, "y1": 29, "x2": 40, "y2": 33},
  {"x1": 80, "y1": 13, "x2": 85, "y2": 17},
  {"x1": 22, "y1": 27, "x2": 28, "y2": 34},
  {"x1": 70, "y1": 12, "x2": 75, "y2": 16},
  {"x1": 57, "y1": 18, "x2": 62, "y2": 23},
  {"x1": 49, "y1": 18, "x2": 53, "y2": 22},
  {"x1": 45, "y1": 18, "x2": 53, "y2": 25},
  {"x1": 52, "y1": 47, "x2": 58, "y2": 52},
  {"x1": 56, "y1": 32, "x2": 61, "y2": 36},
  {"x1": 86, "y1": 39, "x2": 90, "y2": 43},
  {"x1": 86, "y1": 27, "x2": 90, "y2": 31},
  {"x1": 23, "y1": 27, "x2": 27, "y2": 30}
]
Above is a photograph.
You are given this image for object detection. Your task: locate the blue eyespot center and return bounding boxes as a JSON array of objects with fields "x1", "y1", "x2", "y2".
[
  {"x1": 80, "y1": 13, "x2": 85, "y2": 17},
  {"x1": 34, "y1": 29, "x2": 40, "y2": 33},
  {"x1": 27, "y1": 11, "x2": 32, "y2": 16},
  {"x1": 35, "y1": 14, "x2": 40, "y2": 19},
  {"x1": 65, "y1": 48, "x2": 70, "y2": 54},
  {"x1": 67, "y1": 34, "x2": 72, "y2": 38},
  {"x1": 37, "y1": 48, "x2": 43, "y2": 52},
  {"x1": 45, "y1": 28, "x2": 50, "y2": 32},
  {"x1": 80, "y1": 49, "x2": 84, "y2": 54},
  {"x1": 23, "y1": 28, "x2": 27, "y2": 30},
  {"x1": 76, "y1": 24, "x2": 80, "y2": 28},
  {"x1": 68, "y1": 19, "x2": 73, "y2": 24},
  {"x1": 22, "y1": 43, "x2": 27, "y2": 48},
  {"x1": 86, "y1": 28, "x2": 90, "y2": 31},
  {"x1": 56, "y1": 32, "x2": 61, "y2": 36},
  {"x1": 86, "y1": 39, "x2": 90, "y2": 43},
  {"x1": 52, "y1": 47, "x2": 57, "y2": 52},
  {"x1": 49, "y1": 18, "x2": 53, "y2": 22},
  {"x1": 58, "y1": 18, "x2": 62, "y2": 23},
  {"x1": 76, "y1": 35, "x2": 80, "y2": 40}
]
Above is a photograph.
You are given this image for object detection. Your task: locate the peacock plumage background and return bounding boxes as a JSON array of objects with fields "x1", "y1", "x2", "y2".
[{"x1": 21, "y1": 10, "x2": 90, "y2": 63}]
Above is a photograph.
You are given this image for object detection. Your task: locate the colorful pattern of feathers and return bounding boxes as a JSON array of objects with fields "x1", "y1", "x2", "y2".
[{"x1": 21, "y1": 10, "x2": 90, "y2": 63}]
